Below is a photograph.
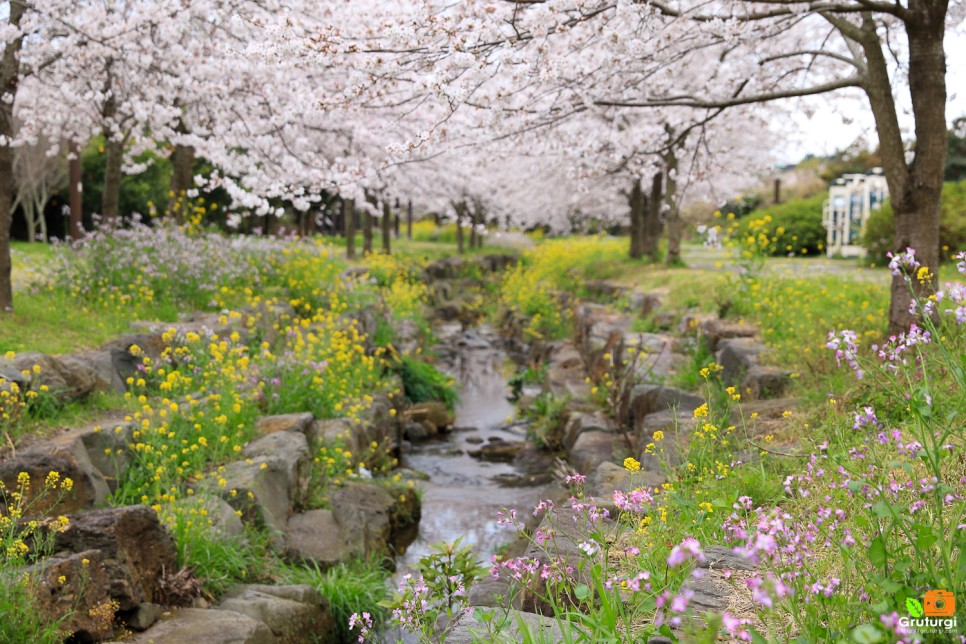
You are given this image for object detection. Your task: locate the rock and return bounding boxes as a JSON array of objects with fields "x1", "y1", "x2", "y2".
[
  {"x1": 589, "y1": 461, "x2": 635, "y2": 497},
  {"x1": 55, "y1": 505, "x2": 177, "y2": 611},
  {"x1": 519, "y1": 509, "x2": 618, "y2": 615},
  {"x1": 407, "y1": 401, "x2": 454, "y2": 432},
  {"x1": 0, "y1": 352, "x2": 99, "y2": 402},
  {"x1": 639, "y1": 409, "x2": 692, "y2": 433},
  {"x1": 716, "y1": 337, "x2": 767, "y2": 384},
  {"x1": 402, "y1": 421, "x2": 432, "y2": 441},
  {"x1": 683, "y1": 573, "x2": 732, "y2": 613},
  {"x1": 445, "y1": 608, "x2": 569, "y2": 643},
  {"x1": 255, "y1": 413, "x2": 315, "y2": 437},
  {"x1": 311, "y1": 418, "x2": 362, "y2": 452},
  {"x1": 700, "y1": 545, "x2": 756, "y2": 572},
  {"x1": 242, "y1": 432, "x2": 309, "y2": 508},
  {"x1": 470, "y1": 441, "x2": 527, "y2": 463},
  {"x1": 742, "y1": 365, "x2": 791, "y2": 399},
  {"x1": 172, "y1": 494, "x2": 245, "y2": 539},
  {"x1": 678, "y1": 311, "x2": 718, "y2": 335},
  {"x1": 217, "y1": 456, "x2": 292, "y2": 535},
  {"x1": 561, "y1": 412, "x2": 610, "y2": 452},
  {"x1": 285, "y1": 509, "x2": 356, "y2": 567},
  {"x1": 25, "y1": 549, "x2": 113, "y2": 641},
  {"x1": 61, "y1": 350, "x2": 127, "y2": 394},
  {"x1": 568, "y1": 431, "x2": 622, "y2": 478},
  {"x1": 330, "y1": 481, "x2": 420, "y2": 557},
  {"x1": 639, "y1": 290, "x2": 668, "y2": 317},
  {"x1": 78, "y1": 421, "x2": 136, "y2": 488},
  {"x1": 131, "y1": 607, "x2": 274, "y2": 644},
  {"x1": 0, "y1": 450, "x2": 105, "y2": 516},
  {"x1": 465, "y1": 435, "x2": 484, "y2": 444},
  {"x1": 626, "y1": 384, "x2": 703, "y2": 430},
  {"x1": 216, "y1": 584, "x2": 335, "y2": 644},
  {"x1": 586, "y1": 280, "x2": 630, "y2": 300},
  {"x1": 543, "y1": 342, "x2": 590, "y2": 399},
  {"x1": 466, "y1": 576, "x2": 518, "y2": 609},
  {"x1": 126, "y1": 602, "x2": 164, "y2": 631},
  {"x1": 329, "y1": 482, "x2": 394, "y2": 556},
  {"x1": 701, "y1": 320, "x2": 759, "y2": 351}
]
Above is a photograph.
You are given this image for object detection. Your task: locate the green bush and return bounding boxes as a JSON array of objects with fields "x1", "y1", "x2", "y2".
[
  {"x1": 861, "y1": 179, "x2": 966, "y2": 265},
  {"x1": 739, "y1": 194, "x2": 827, "y2": 256},
  {"x1": 393, "y1": 356, "x2": 458, "y2": 410}
]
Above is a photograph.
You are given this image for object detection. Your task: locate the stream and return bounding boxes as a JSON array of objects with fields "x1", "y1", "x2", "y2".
[{"x1": 393, "y1": 321, "x2": 553, "y2": 581}]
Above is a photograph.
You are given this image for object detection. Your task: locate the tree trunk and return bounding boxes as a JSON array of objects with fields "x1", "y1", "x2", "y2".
[
  {"x1": 628, "y1": 179, "x2": 645, "y2": 260},
  {"x1": 407, "y1": 200, "x2": 413, "y2": 240},
  {"x1": 382, "y1": 199, "x2": 392, "y2": 255},
  {"x1": 642, "y1": 170, "x2": 664, "y2": 261},
  {"x1": 664, "y1": 146, "x2": 683, "y2": 265},
  {"x1": 853, "y1": 9, "x2": 946, "y2": 333},
  {"x1": 69, "y1": 141, "x2": 83, "y2": 240},
  {"x1": 102, "y1": 137, "x2": 123, "y2": 224},
  {"x1": 456, "y1": 202, "x2": 465, "y2": 254},
  {"x1": 0, "y1": 0, "x2": 25, "y2": 311},
  {"x1": 363, "y1": 205, "x2": 373, "y2": 255},
  {"x1": 344, "y1": 199, "x2": 356, "y2": 259},
  {"x1": 469, "y1": 211, "x2": 478, "y2": 249},
  {"x1": 168, "y1": 143, "x2": 195, "y2": 224}
]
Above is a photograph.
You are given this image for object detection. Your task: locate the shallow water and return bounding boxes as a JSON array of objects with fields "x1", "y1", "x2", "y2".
[{"x1": 394, "y1": 323, "x2": 551, "y2": 572}]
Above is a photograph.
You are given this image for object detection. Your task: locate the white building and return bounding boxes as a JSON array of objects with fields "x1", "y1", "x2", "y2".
[{"x1": 822, "y1": 169, "x2": 889, "y2": 257}]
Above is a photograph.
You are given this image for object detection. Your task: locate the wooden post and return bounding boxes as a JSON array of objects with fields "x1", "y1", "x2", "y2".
[{"x1": 773, "y1": 177, "x2": 782, "y2": 205}]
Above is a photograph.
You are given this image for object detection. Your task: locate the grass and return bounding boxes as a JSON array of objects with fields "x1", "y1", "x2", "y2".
[{"x1": 279, "y1": 557, "x2": 393, "y2": 642}]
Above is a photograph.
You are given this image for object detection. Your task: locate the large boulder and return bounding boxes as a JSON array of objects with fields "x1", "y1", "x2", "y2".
[
  {"x1": 285, "y1": 509, "x2": 357, "y2": 567},
  {"x1": 25, "y1": 549, "x2": 113, "y2": 641},
  {"x1": 0, "y1": 449, "x2": 105, "y2": 516},
  {"x1": 568, "y1": 431, "x2": 623, "y2": 476},
  {"x1": 0, "y1": 352, "x2": 100, "y2": 401},
  {"x1": 407, "y1": 401, "x2": 454, "y2": 434},
  {"x1": 561, "y1": 412, "x2": 610, "y2": 452},
  {"x1": 131, "y1": 607, "x2": 275, "y2": 644},
  {"x1": 715, "y1": 337, "x2": 767, "y2": 383},
  {"x1": 216, "y1": 584, "x2": 336, "y2": 644},
  {"x1": 242, "y1": 432, "x2": 310, "y2": 508},
  {"x1": 216, "y1": 456, "x2": 292, "y2": 536},
  {"x1": 55, "y1": 505, "x2": 177, "y2": 611},
  {"x1": 254, "y1": 413, "x2": 315, "y2": 438},
  {"x1": 330, "y1": 481, "x2": 420, "y2": 557}
]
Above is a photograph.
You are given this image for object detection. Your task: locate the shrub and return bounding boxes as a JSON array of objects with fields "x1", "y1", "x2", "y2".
[
  {"x1": 862, "y1": 179, "x2": 966, "y2": 265},
  {"x1": 738, "y1": 194, "x2": 827, "y2": 256},
  {"x1": 393, "y1": 356, "x2": 457, "y2": 411}
]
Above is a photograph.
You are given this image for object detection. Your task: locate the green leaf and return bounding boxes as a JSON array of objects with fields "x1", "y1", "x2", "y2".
[
  {"x1": 906, "y1": 597, "x2": 924, "y2": 618},
  {"x1": 573, "y1": 584, "x2": 591, "y2": 602},
  {"x1": 871, "y1": 501, "x2": 893, "y2": 518},
  {"x1": 750, "y1": 628, "x2": 768, "y2": 644},
  {"x1": 869, "y1": 537, "x2": 887, "y2": 567},
  {"x1": 851, "y1": 624, "x2": 884, "y2": 643}
]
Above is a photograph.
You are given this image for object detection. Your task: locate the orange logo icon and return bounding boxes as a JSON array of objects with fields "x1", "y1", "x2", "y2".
[{"x1": 924, "y1": 590, "x2": 956, "y2": 617}]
